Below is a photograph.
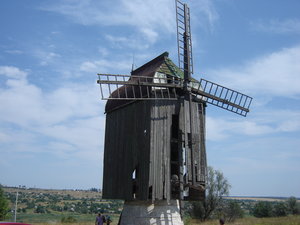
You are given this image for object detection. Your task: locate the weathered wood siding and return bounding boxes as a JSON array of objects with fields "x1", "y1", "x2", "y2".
[
  {"x1": 198, "y1": 103, "x2": 207, "y2": 183},
  {"x1": 188, "y1": 101, "x2": 207, "y2": 184},
  {"x1": 102, "y1": 99, "x2": 206, "y2": 201},
  {"x1": 149, "y1": 100, "x2": 180, "y2": 201},
  {"x1": 103, "y1": 101, "x2": 152, "y2": 200}
]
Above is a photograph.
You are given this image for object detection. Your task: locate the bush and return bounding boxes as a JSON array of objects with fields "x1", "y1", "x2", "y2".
[
  {"x1": 287, "y1": 196, "x2": 300, "y2": 215},
  {"x1": 252, "y1": 202, "x2": 273, "y2": 218},
  {"x1": 273, "y1": 202, "x2": 288, "y2": 217},
  {"x1": 0, "y1": 187, "x2": 9, "y2": 220},
  {"x1": 61, "y1": 216, "x2": 77, "y2": 223},
  {"x1": 223, "y1": 200, "x2": 244, "y2": 222},
  {"x1": 35, "y1": 204, "x2": 46, "y2": 213}
]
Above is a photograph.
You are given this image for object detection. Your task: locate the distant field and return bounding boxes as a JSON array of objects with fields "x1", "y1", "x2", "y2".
[
  {"x1": 187, "y1": 215, "x2": 300, "y2": 225},
  {"x1": 6, "y1": 186, "x2": 299, "y2": 202},
  {"x1": 224, "y1": 196, "x2": 300, "y2": 202},
  {"x1": 4, "y1": 187, "x2": 101, "y2": 199}
]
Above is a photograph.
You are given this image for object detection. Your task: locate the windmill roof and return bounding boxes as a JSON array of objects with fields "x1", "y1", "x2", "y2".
[{"x1": 105, "y1": 52, "x2": 184, "y2": 113}]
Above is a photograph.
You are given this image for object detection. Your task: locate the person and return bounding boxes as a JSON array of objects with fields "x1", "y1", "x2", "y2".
[
  {"x1": 106, "y1": 215, "x2": 112, "y2": 225},
  {"x1": 171, "y1": 174, "x2": 179, "y2": 199},
  {"x1": 219, "y1": 218, "x2": 225, "y2": 225},
  {"x1": 95, "y1": 213, "x2": 104, "y2": 225}
]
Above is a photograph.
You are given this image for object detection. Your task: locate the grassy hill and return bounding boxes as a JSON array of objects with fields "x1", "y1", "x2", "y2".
[{"x1": 2, "y1": 186, "x2": 122, "y2": 224}]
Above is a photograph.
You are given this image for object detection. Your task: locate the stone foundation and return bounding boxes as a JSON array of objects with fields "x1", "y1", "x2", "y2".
[{"x1": 119, "y1": 200, "x2": 184, "y2": 225}]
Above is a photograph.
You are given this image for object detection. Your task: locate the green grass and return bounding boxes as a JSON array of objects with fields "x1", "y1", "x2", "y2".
[
  {"x1": 187, "y1": 215, "x2": 300, "y2": 225},
  {"x1": 5, "y1": 214, "x2": 300, "y2": 225},
  {"x1": 5, "y1": 212, "x2": 119, "y2": 225}
]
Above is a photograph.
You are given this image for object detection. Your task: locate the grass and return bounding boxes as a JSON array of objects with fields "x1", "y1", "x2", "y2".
[
  {"x1": 5, "y1": 212, "x2": 119, "y2": 225},
  {"x1": 7, "y1": 214, "x2": 300, "y2": 225},
  {"x1": 186, "y1": 215, "x2": 300, "y2": 225}
]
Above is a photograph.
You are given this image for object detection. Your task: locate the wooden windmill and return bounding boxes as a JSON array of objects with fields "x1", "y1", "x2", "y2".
[{"x1": 97, "y1": 0, "x2": 252, "y2": 212}]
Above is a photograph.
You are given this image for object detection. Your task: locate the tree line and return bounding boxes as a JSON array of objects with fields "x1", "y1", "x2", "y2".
[
  {"x1": 0, "y1": 185, "x2": 122, "y2": 221},
  {"x1": 186, "y1": 167, "x2": 300, "y2": 222},
  {"x1": 1, "y1": 168, "x2": 300, "y2": 223}
]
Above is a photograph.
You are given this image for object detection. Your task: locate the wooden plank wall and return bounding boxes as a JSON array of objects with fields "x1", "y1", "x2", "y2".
[
  {"x1": 103, "y1": 98, "x2": 206, "y2": 201},
  {"x1": 191, "y1": 101, "x2": 207, "y2": 185},
  {"x1": 149, "y1": 100, "x2": 178, "y2": 201},
  {"x1": 102, "y1": 101, "x2": 151, "y2": 200},
  {"x1": 181, "y1": 100, "x2": 207, "y2": 185},
  {"x1": 198, "y1": 103, "x2": 207, "y2": 183}
]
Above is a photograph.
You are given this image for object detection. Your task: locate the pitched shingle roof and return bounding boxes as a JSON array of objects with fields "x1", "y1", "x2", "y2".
[{"x1": 105, "y1": 52, "x2": 185, "y2": 113}]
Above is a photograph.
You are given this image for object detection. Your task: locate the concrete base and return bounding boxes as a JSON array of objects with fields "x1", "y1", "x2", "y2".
[{"x1": 119, "y1": 200, "x2": 184, "y2": 225}]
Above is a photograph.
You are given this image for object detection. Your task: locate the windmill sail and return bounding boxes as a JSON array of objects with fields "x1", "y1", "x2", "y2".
[
  {"x1": 98, "y1": 73, "x2": 252, "y2": 116},
  {"x1": 97, "y1": 73, "x2": 182, "y2": 100},
  {"x1": 191, "y1": 79, "x2": 252, "y2": 116},
  {"x1": 176, "y1": 0, "x2": 193, "y2": 76}
]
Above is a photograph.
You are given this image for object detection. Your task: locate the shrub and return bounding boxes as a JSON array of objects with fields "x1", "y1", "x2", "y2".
[
  {"x1": 252, "y1": 201, "x2": 273, "y2": 218},
  {"x1": 273, "y1": 202, "x2": 288, "y2": 217},
  {"x1": 61, "y1": 216, "x2": 77, "y2": 223},
  {"x1": 35, "y1": 204, "x2": 46, "y2": 213},
  {"x1": 287, "y1": 196, "x2": 300, "y2": 215},
  {"x1": 223, "y1": 200, "x2": 244, "y2": 222},
  {"x1": 0, "y1": 187, "x2": 9, "y2": 220}
]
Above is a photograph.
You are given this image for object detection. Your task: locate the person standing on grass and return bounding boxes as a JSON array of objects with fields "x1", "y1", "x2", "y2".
[
  {"x1": 106, "y1": 215, "x2": 112, "y2": 225},
  {"x1": 95, "y1": 213, "x2": 104, "y2": 225},
  {"x1": 219, "y1": 218, "x2": 225, "y2": 225}
]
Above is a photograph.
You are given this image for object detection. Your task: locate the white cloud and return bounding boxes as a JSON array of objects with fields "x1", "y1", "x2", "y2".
[
  {"x1": 206, "y1": 116, "x2": 273, "y2": 141},
  {"x1": 141, "y1": 28, "x2": 159, "y2": 43},
  {"x1": 43, "y1": 0, "x2": 219, "y2": 44},
  {"x1": 80, "y1": 61, "x2": 98, "y2": 72},
  {"x1": 206, "y1": 109, "x2": 300, "y2": 141},
  {"x1": 0, "y1": 132, "x2": 11, "y2": 142},
  {"x1": 80, "y1": 58, "x2": 131, "y2": 73},
  {"x1": 190, "y1": 0, "x2": 219, "y2": 32},
  {"x1": 0, "y1": 66, "x2": 105, "y2": 162},
  {"x1": 98, "y1": 47, "x2": 109, "y2": 56},
  {"x1": 0, "y1": 66, "x2": 28, "y2": 80},
  {"x1": 5, "y1": 50, "x2": 23, "y2": 55},
  {"x1": 43, "y1": 0, "x2": 174, "y2": 41},
  {"x1": 206, "y1": 45, "x2": 300, "y2": 99},
  {"x1": 251, "y1": 18, "x2": 300, "y2": 35},
  {"x1": 104, "y1": 34, "x2": 151, "y2": 50},
  {"x1": 31, "y1": 50, "x2": 61, "y2": 66}
]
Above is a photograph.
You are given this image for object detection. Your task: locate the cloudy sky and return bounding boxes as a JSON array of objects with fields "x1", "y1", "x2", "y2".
[{"x1": 1, "y1": 0, "x2": 299, "y2": 197}]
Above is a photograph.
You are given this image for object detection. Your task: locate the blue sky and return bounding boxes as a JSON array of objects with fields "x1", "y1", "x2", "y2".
[{"x1": 0, "y1": 0, "x2": 299, "y2": 197}]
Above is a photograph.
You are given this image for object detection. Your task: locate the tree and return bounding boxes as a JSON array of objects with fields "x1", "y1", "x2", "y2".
[
  {"x1": 89, "y1": 188, "x2": 99, "y2": 192},
  {"x1": 273, "y1": 202, "x2": 288, "y2": 217},
  {"x1": 35, "y1": 204, "x2": 46, "y2": 213},
  {"x1": 252, "y1": 202, "x2": 273, "y2": 218},
  {"x1": 192, "y1": 166, "x2": 231, "y2": 220},
  {"x1": 0, "y1": 187, "x2": 9, "y2": 220},
  {"x1": 286, "y1": 196, "x2": 299, "y2": 215},
  {"x1": 223, "y1": 200, "x2": 244, "y2": 222}
]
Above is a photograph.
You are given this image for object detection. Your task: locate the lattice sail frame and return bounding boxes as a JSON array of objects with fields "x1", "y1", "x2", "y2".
[
  {"x1": 176, "y1": 0, "x2": 193, "y2": 75},
  {"x1": 97, "y1": 73, "x2": 252, "y2": 117}
]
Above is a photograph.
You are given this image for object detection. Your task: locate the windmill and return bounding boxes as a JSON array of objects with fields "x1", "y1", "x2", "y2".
[{"x1": 97, "y1": 0, "x2": 252, "y2": 224}]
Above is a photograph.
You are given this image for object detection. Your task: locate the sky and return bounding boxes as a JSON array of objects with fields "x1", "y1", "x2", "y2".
[{"x1": 0, "y1": 0, "x2": 299, "y2": 197}]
